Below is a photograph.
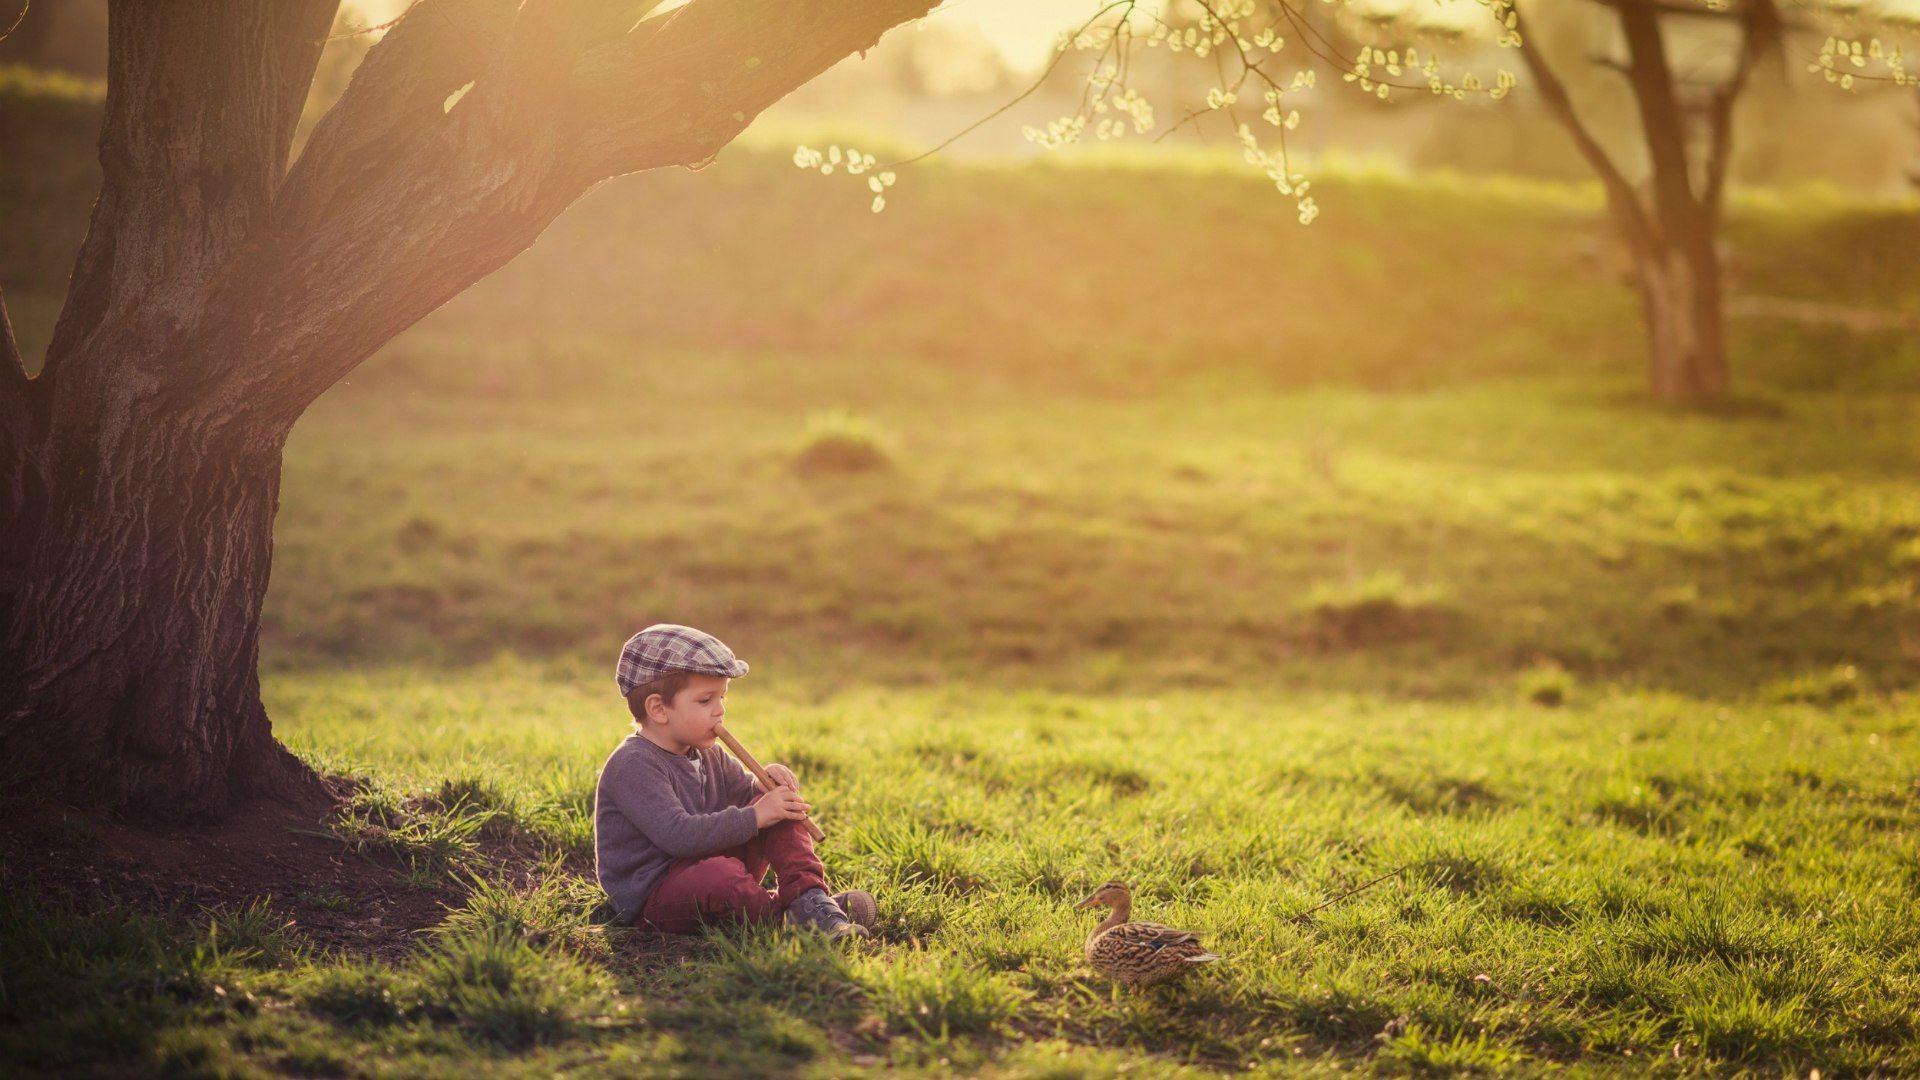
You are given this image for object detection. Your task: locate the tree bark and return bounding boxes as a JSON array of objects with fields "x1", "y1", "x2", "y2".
[
  {"x1": 1614, "y1": 0, "x2": 1735, "y2": 405},
  {"x1": 2, "y1": 408, "x2": 322, "y2": 818},
  {"x1": 1629, "y1": 237, "x2": 1730, "y2": 403},
  {"x1": 1512, "y1": 0, "x2": 1768, "y2": 406},
  {"x1": 1, "y1": 0, "x2": 935, "y2": 819}
]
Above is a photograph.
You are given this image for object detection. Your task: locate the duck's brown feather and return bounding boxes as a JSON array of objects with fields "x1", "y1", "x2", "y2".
[{"x1": 1086, "y1": 921, "x2": 1216, "y2": 985}]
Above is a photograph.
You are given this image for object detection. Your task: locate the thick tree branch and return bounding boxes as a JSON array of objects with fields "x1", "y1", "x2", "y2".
[
  {"x1": 1617, "y1": 2, "x2": 1702, "y2": 235},
  {"x1": 272, "y1": 0, "x2": 520, "y2": 236},
  {"x1": 1701, "y1": 0, "x2": 1782, "y2": 226},
  {"x1": 39, "y1": 0, "x2": 339, "y2": 393},
  {"x1": 183, "y1": 0, "x2": 934, "y2": 431},
  {"x1": 1513, "y1": 6, "x2": 1662, "y2": 261},
  {"x1": 1586, "y1": 0, "x2": 1798, "y2": 24},
  {"x1": 573, "y1": 0, "x2": 939, "y2": 178}
]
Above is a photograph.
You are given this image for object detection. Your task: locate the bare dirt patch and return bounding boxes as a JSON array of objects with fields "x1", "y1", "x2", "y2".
[{"x1": 0, "y1": 792, "x2": 473, "y2": 960}]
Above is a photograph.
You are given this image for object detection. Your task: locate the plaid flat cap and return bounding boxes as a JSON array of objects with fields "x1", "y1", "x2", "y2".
[{"x1": 616, "y1": 623, "x2": 749, "y2": 696}]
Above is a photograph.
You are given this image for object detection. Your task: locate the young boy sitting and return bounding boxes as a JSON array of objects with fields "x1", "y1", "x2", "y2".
[{"x1": 594, "y1": 623, "x2": 873, "y2": 938}]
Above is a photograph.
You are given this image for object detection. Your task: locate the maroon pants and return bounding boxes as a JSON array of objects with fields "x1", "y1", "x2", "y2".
[{"x1": 637, "y1": 819, "x2": 828, "y2": 933}]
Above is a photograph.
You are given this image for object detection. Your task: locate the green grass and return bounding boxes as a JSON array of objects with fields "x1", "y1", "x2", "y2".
[{"x1": 5, "y1": 87, "x2": 1920, "y2": 1075}]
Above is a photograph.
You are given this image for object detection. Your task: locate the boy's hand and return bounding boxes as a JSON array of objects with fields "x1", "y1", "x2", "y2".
[
  {"x1": 752, "y1": 785, "x2": 811, "y2": 829},
  {"x1": 765, "y1": 763, "x2": 800, "y2": 792}
]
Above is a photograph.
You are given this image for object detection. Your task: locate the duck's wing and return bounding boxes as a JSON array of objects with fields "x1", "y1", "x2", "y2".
[
  {"x1": 1097, "y1": 922, "x2": 1205, "y2": 962},
  {"x1": 1121, "y1": 921, "x2": 1203, "y2": 948}
]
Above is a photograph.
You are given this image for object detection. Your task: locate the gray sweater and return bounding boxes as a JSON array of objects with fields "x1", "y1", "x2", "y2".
[{"x1": 593, "y1": 733, "x2": 764, "y2": 924}]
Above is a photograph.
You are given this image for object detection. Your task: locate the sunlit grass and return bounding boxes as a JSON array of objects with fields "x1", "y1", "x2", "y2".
[
  {"x1": 6, "y1": 88, "x2": 1920, "y2": 1075},
  {"x1": 266, "y1": 673, "x2": 1920, "y2": 1073}
]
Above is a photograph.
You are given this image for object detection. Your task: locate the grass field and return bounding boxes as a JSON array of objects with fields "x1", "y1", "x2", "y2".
[{"x1": 5, "y1": 90, "x2": 1920, "y2": 1074}]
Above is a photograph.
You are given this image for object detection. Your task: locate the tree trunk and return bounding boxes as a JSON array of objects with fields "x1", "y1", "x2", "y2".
[
  {"x1": 1629, "y1": 235, "x2": 1731, "y2": 405},
  {"x1": 1612, "y1": 0, "x2": 1735, "y2": 407},
  {"x1": 2, "y1": 405, "x2": 322, "y2": 819},
  {"x1": 0, "y1": 0, "x2": 935, "y2": 821}
]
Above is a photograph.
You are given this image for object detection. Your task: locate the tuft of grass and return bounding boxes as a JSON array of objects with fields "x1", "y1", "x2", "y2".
[
  {"x1": 201, "y1": 899, "x2": 306, "y2": 968},
  {"x1": 843, "y1": 818, "x2": 984, "y2": 894},
  {"x1": 1302, "y1": 572, "x2": 1454, "y2": 647},
  {"x1": 299, "y1": 964, "x2": 409, "y2": 1028},
  {"x1": 1369, "y1": 767, "x2": 1502, "y2": 816},
  {"x1": 1380, "y1": 1023, "x2": 1528, "y2": 1073},
  {"x1": 413, "y1": 926, "x2": 618, "y2": 1050},
  {"x1": 1766, "y1": 663, "x2": 1868, "y2": 705},
  {"x1": 855, "y1": 947, "x2": 1026, "y2": 1039},
  {"x1": 1677, "y1": 976, "x2": 1821, "y2": 1065},
  {"x1": 1406, "y1": 846, "x2": 1506, "y2": 895},
  {"x1": 1592, "y1": 775, "x2": 1698, "y2": 837},
  {"x1": 437, "y1": 871, "x2": 609, "y2": 958},
  {"x1": 681, "y1": 927, "x2": 864, "y2": 1017},
  {"x1": 316, "y1": 783, "x2": 498, "y2": 870},
  {"x1": 790, "y1": 408, "x2": 894, "y2": 476},
  {"x1": 1517, "y1": 660, "x2": 1574, "y2": 706}
]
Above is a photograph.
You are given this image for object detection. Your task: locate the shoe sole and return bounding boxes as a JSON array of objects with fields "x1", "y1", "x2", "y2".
[{"x1": 835, "y1": 889, "x2": 878, "y2": 930}]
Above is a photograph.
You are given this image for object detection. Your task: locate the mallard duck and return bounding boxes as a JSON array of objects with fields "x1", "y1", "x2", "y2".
[{"x1": 1076, "y1": 880, "x2": 1218, "y2": 987}]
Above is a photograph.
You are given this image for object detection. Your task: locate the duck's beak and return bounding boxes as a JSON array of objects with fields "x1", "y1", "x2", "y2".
[{"x1": 1074, "y1": 896, "x2": 1099, "y2": 910}]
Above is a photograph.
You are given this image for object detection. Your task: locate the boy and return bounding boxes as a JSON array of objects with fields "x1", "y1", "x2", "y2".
[{"x1": 594, "y1": 623, "x2": 873, "y2": 938}]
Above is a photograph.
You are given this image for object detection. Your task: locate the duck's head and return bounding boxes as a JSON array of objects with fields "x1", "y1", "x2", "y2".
[{"x1": 1075, "y1": 879, "x2": 1132, "y2": 911}]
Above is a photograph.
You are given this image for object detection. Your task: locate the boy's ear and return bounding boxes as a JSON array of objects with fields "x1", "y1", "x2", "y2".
[{"x1": 643, "y1": 692, "x2": 666, "y2": 723}]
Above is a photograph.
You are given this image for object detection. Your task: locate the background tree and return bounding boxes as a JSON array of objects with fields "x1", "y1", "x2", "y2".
[
  {"x1": 1508, "y1": 0, "x2": 1792, "y2": 404},
  {"x1": 1489, "y1": 0, "x2": 1912, "y2": 403},
  {"x1": 1005, "y1": 0, "x2": 1916, "y2": 405},
  {"x1": 0, "y1": 0, "x2": 936, "y2": 819}
]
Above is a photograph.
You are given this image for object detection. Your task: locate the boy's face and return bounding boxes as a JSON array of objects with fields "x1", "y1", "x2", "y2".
[{"x1": 645, "y1": 674, "x2": 729, "y2": 752}]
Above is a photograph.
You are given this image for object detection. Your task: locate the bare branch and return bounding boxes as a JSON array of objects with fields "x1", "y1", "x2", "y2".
[
  {"x1": 1586, "y1": 0, "x2": 1814, "y2": 37},
  {"x1": 888, "y1": 1, "x2": 1136, "y2": 169},
  {"x1": 1701, "y1": 0, "x2": 1784, "y2": 225},
  {"x1": 1588, "y1": 53, "x2": 1633, "y2": 77},
  {"x1": 0, "y1": 1, "x2": 26, "y2": 46},
  {"x1": 1511, "y1": 5, "x2": 1662, "y2": 261},
  {"x1": 1590, "y1": 0, "x2": 1771, "y2": 21},
  {"x1": 1617, "y1": 0, "x2": 1703, "y2": 232}
]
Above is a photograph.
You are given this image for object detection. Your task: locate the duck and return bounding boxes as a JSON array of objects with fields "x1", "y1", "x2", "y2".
[{"x1": 1076, "y1": 880, "x2": 1218, "y2": 987}]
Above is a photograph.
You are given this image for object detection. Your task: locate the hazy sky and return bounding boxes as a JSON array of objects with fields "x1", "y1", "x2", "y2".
[
  {"x1": 350, "y1": 1, "x2": 1920, "y2": 72},
  {"x1": 351, "y1": 1, "x2": 1118, "y2": 71},
  {"x1": 931, "y1": 0, "x2": 1122, "y2": 69}
]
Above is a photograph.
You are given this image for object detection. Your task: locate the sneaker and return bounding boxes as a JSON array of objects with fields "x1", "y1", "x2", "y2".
[
  {"x1": 783, "y1": 887, "x2": 866, "y2": 939},
  {"x1": 833, "y1": 889, "x2": 878, "y2": 931}
]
